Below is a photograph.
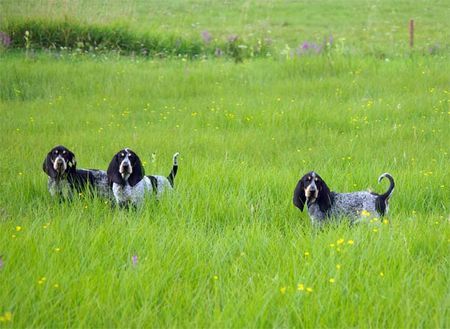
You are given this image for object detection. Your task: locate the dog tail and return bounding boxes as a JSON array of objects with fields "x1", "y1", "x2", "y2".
[
  {"x1": 378, "y1": 173, "x2": 395, "y2": 199},
  {"x1": 167, "y1": 152, "x2": 179, "y2": 187}
]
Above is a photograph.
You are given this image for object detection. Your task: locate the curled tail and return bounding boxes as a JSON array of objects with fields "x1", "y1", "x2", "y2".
[
  {"x1": 375, "y1": 173, "x2": 395, "y2": 216},
  {"x1": 167, "y1": 152, "x2": 179, "y2": 187},
  {"x1": 378, "y1": 173, "x2": 395, "y2": 199}
]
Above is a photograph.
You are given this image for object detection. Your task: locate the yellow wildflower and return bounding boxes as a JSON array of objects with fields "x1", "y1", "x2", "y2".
[
  {"x1": 329, "y1": 278, "x2": 336, "y2": 283},
  {"x1": 347, "y1": 240, "x2": 354, "y2": 245},
  {"x1": 297, "y1": 283, "x2": 305, "y2": 291},
  {"x1": 15, "y1": 226, "x2": 22, "y2": 232},
  {"x1": 336, "y1": 264, "x2": 341, "y2": 270},
  {"x1": 306, "y1": 287, "x2": 313, "y2": 293},
  {"x1": 0, "y1": 311, "x2": 12, "y2": 322},
  {"x1": 361, "y1": 210, "x2": 371, "y2": 217},
  {"x1": 337, "y1": 238, "x2": 345, "y2": 245},
  {"x1": 280, "y1": 287, "x2": 287, "y2": 294}
]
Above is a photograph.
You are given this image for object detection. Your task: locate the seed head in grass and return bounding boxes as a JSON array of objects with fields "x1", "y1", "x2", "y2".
[
  {"x1": 0, "y1": 32, "x2": 11, "y2": 47},
  {"x1": 201, "y1": 30, "x2": 212, "y2": 44}
]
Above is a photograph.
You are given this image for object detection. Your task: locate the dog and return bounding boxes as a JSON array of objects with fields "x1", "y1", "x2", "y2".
[
  {"x1": 43, "y1": 145, "x2": 111, "y2": 199},
  {"x1": 293, "y1": 171, "x2": 394, "y2": 224},
  {"x1": 107, "y1": 148, "x2": 179, "y2": 208}
]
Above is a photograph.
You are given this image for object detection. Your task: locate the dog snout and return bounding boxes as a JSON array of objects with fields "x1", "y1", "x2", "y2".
[{"x1": 120, "y1": 161, "x2": 132, "y2": 174}]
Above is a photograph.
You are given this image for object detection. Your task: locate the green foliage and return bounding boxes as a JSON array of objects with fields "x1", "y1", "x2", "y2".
[
  {"x1": 0, "y1": 53, "x2": 449, "y2": 327},
  {"x1": 1, "y1": 19, "x2": 271, "y2": 59},
  {"x1": 0, "y1": 0, "x2": 449, "y2": 326}
]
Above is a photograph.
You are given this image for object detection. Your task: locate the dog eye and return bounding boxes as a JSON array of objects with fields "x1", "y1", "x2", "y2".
[
  {"x1": 53, "y1": 150, "x2": 58, "y2": 154},
  {"x1": 120, "y1": 153, "x2": 125, "y2": 157},
  {"x1": 314, "y1": 177, "x2": 318, "y2": 181},
  {"x1": 62, "y1": 150, "x2": 67, "y2": 154},
  {"x1": 129, "y1": 154, "x2": 133, "y2": 158}
]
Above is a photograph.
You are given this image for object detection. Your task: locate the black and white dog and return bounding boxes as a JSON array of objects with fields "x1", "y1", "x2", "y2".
[
  {"x1": 43, "y1": 145, "x2": 111, "y2": 199},
  {"x1": 293, "y1": 171, "x2": 395, "y2": 224},
  {"x1": 107, "y1": 148, "x2": 179, "y2": 208}
]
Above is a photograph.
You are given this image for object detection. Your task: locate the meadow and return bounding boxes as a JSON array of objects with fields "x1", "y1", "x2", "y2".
[{"x1": 0, "y1": 1, "x2": 449, "y2": 328}]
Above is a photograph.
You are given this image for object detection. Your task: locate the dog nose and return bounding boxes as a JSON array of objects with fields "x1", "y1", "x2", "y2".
[{"x1": 309, "y1": 187, "x2": 316, "y2": 192}]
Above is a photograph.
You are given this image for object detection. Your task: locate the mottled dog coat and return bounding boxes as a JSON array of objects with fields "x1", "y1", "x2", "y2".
[
  {"x1": 43, "y1": 145, "x2": 111, "y2": 199},
  {"x1": 293, "y1": 171, "x2": 395, "y2": 224},
  {"x1": 107, "y1": 148, "x2": 179, "y2": 208}
]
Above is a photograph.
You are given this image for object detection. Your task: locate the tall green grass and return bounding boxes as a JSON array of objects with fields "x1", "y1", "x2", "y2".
[
  {"x1": 0, "y1": 52, "x2": 449, "y2": 327},
  {"x1": 1, "y1": 19, "x2": 271, "y2": 60},
  {"x1": 1, "y1": 0, "x2": 449, "y2": 57}
]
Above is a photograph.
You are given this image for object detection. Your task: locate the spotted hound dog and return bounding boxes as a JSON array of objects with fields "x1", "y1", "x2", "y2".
[
  {"x1": 107, "y1": 148, "x2": 179, "y2": 208},
  {"x1": 43, "y1": 145, "x2": 111, "y2": 199},
  {"x1": 293, "y1": 171, "x2": 395, "y2": 224}
]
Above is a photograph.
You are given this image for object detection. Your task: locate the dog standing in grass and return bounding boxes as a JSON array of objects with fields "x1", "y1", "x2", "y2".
[
  {"x1": 107, "y1": 148, "x2": 179, "y2": 208},
  {"x1": 293, "y1": 171, "x2": 394, "y2": 224},
  {"x1": 43, "y1": 145, "x2": 111, "y2": 199}
]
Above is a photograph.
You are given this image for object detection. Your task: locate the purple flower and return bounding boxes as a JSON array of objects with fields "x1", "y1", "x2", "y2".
[
  {"x1": 313, "y1": 44, "x2": 323, "y2": 53},
  {"x1": 429, "y1": 43, "x2": 440, "y2": 55},
  {"x1": 302, "y1": 42, "x2": 310, "y2": 50},
  {"x1": 0, "y1": 32, "x2": 11, "y2": 47},
  {"x1": 201, "y1": 30, "x2": 212, "y2": 44},
  {"x1": 132, "y1": 255, "x2": 138, "y2": 266}
]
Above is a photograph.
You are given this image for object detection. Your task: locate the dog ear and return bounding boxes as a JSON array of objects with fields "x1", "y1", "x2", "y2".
[
  {"x1": 43, "y1": 152, "x2": 57, "y2": 178},
  {"x1": 128, "y1": 154, "x2": 145, "y2": 187},
  {"x1": 66, "y1": 150, "x2": 77, "y2": 173},
  {"x1": 316, "y1": 178, "x2": 332, "y2": 212},
  {"x1": 107, "y1": 154, "x2": 124, "y2": 186},
  {"x1": 293, "y1": 179, "x2": 306, "y2": 211}
]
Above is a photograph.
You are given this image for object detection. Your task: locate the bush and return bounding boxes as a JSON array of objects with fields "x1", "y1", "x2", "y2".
[{"x1": 1, "y1": 18, "x2": 271, "y2": 60}]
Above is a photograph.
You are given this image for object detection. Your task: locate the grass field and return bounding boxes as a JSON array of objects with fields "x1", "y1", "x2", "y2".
[
  {"x1": 2, "y1": 0, "x2": 450, "y2": 55},
  {"x1": 1, "y1": 1, "x2": 449, "y2": 328}
]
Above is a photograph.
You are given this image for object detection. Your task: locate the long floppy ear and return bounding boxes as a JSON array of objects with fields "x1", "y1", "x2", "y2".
[
  {"x1": 316, "y1": 178, "x2": 332, "y2": 212},
  {"x1": 293, "y1": 179, "x2": 306, "y2": 211},
  {"x1": 107, "y1": 154, "x2": 124, "y2": 186},
  {"x1": 43, "y1": 152, "x2": 57, "y2": 178},
  {"x1": 128, "y1": 154, "x2": 145, "y2": 187}
]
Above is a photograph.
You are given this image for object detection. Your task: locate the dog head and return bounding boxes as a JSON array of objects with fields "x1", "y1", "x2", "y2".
[
  {"x1": 107, "y1": 148, "x2": 144, "y2": 187},
  {"x1": 293, "y1": 171, "x2": 331, "y2": 212},
  {"x1": 43, "y1": 145, "x2": 77, "y2": 179}
]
